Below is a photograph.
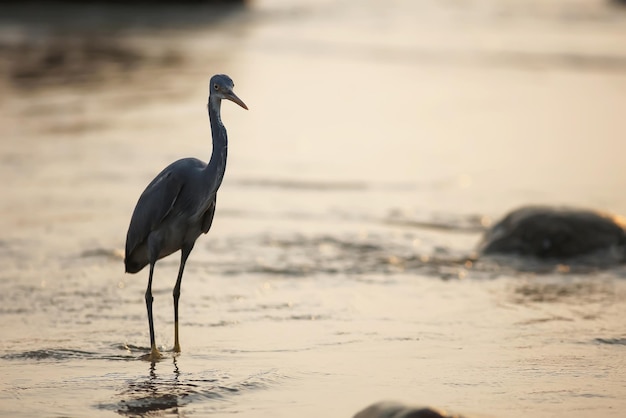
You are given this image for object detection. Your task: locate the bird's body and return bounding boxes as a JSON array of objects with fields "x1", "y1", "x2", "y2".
[
  {"x1": 125, "y1": 158, "x2": 218, "y2": 274},
  {"x1": 124, "y1": 74, "x2": 247, "y2": 361}
]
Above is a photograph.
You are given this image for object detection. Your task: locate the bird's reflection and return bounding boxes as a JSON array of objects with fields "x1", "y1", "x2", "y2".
[
  {"x1": 117, "y1": 357, "x2": 188, "y2": 417},
  {"x1": 113, "y1": 352, "x2": 274, "y2": 416}
]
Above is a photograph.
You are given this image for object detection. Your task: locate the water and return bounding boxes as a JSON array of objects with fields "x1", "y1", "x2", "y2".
[{"x1": 1, "y1": 0, "x2": 626, "y2": 417}]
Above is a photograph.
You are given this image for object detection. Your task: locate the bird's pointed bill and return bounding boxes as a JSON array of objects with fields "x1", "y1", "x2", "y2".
[{"x1": 226, "y1": 91, "x2": 248, "y2": 110}]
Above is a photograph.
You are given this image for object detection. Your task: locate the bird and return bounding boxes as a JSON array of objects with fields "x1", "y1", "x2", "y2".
[{"x1": 124, "y1": 74, "x2": 248, "y2": 361}]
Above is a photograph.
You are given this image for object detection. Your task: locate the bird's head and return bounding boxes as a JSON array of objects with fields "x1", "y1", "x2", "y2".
[{"x1": 209, "y1": 74, "x2": 248, "y2": 110}]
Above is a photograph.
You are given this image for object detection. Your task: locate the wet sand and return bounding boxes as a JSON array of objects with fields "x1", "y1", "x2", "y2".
[{"x1": 1, "y1": 0, "x2": 626, "y2": 417}]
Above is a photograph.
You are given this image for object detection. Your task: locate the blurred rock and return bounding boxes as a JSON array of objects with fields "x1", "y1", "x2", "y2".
[
  {"x1": 478, "y1": 206, "x2": 626, "y2": 261},
  {"x1": 354, "y1": 401, "x2": 468, "y2": 418},
  {"x1": 1, "y1": 0, "x2": 243, "y2": 3},
  {"x1": 0, "y1": 35, "x2": 183, "y2": 88}
]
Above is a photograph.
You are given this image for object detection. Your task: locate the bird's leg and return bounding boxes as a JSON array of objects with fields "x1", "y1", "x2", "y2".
[
  {"x1": 173, "y1": 245, "x2": 193, "y2": 353},
  {"x1": 145, "y1": 262, "x2": 162, "y2": 361}
]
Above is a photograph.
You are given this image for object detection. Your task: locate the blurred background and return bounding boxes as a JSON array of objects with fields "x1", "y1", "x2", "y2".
[
  {"x1": 1, "y1": 1, "x2": 626, "y2": 417},
  {"x1": 2, "y1": 0, "x2": 626, "y2": 225}
]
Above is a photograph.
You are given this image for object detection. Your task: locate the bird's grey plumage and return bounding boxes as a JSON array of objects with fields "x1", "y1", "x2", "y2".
[
  {"x1": 125, "y1": 158, "x2": 214, "y2": 273},
  {"x1": 124, "y1": 74, "x2": 247, "y2": 360}
]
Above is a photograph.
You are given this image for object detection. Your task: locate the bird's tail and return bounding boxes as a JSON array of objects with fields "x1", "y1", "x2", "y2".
[{"x1": 124, "y1": 257, "x2": 146, "y2": 274}]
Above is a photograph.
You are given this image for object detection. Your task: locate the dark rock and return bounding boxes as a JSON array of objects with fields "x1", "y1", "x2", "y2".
[
  {"x1": 478, "y1": 206, "x2": 626, "y2": 261},
  {"x1": 354, "y1": 401, "x2": 469, "y2": 418}
]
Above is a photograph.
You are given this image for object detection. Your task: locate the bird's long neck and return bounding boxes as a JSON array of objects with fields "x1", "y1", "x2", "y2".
[{"x1": 205, "y1": 96, "x2": 228, "y2": 192}]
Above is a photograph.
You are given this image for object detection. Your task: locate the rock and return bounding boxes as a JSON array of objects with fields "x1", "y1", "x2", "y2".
[
  {"x1": 478, "y1": 206, "x2": 626, "y2": 261},
  {"x1": 354, "y1": 401, "x2": 468, "y2": 418}
]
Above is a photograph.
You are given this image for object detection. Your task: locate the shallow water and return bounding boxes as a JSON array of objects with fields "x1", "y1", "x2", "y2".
[{"x1": 1, "y1": 0, "x2": 626, "y2": 417}]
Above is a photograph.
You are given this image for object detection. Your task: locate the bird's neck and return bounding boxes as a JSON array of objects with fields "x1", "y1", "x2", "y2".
[{"x1": 205, "y1": 96, "x2": 228, "y2": 191}]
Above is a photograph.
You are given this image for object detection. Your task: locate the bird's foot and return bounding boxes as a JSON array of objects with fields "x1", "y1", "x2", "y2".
[
  {"x1": 139, "y1": 346, "x2": 163, "y2": 362},
  {"x1": 172, "y1": 342, "x2": 181, "y2": 354}
]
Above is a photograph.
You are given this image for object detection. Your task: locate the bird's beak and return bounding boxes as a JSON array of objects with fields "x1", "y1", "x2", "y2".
[{"x1": 226, "y1": 90, "x2": 248, "y2": 110}]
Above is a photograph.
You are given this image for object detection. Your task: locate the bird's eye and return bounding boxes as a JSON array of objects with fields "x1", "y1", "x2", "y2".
[{"x1": 213, "y1": 84, "x2": 219, "y2": 90}]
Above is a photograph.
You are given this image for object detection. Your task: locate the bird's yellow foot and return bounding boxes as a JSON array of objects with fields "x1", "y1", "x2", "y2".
[{"x1": 139, "y1": 346, "x2": 163, "y2": 362}]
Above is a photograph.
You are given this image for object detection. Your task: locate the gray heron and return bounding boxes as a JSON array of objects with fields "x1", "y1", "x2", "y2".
[{"x1": 124, "y1": 74, "x2": 247, "y2": 360}]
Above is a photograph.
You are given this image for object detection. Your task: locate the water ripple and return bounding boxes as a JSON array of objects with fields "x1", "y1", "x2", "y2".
[
  {"x1": 594, "y1": 337, "x2": 626, "y2": 346},
  {"x1": 2, "y1": 348, "x2": 135, "y2": 362},
  {"x1": 99, "y1": 366, "x2": 285, "y2": 417}
]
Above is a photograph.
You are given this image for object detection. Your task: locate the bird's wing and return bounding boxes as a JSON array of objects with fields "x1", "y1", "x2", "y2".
[{"x1": 125, "y1": 168, "x2": 185, "y2": 258}]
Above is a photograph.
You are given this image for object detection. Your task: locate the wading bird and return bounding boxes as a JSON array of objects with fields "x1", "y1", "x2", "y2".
[{"x1": 124, "y1": 74, "x2": 247, "y2": 361}]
